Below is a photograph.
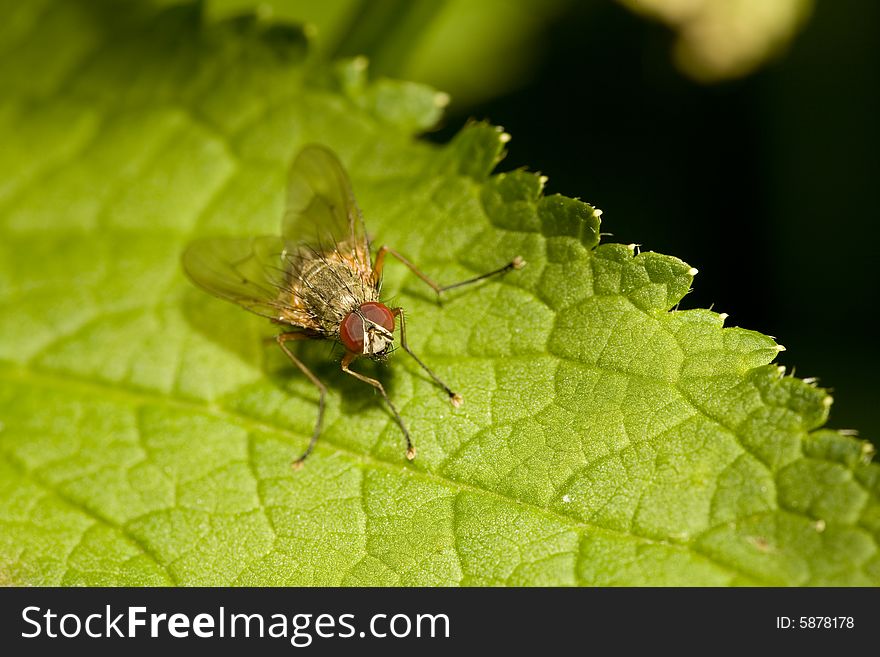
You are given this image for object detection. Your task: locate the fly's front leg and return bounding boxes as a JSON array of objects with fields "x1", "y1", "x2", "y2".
[
  {"x1": 391, "y1": 307, "x2": 462, "y2": 407},
  {"x1": 372, "y1": 245, "x2": 524, "y2": 297},
  {"x1": 276, "y1": 332, "x2": 327, "y2": 470},
  {"x1": 341, "y1": 350, "x2": 415, "y2": 461}
]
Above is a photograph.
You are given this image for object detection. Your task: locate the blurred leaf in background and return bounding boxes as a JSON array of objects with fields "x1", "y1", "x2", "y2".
[
  {"x1": 205, "y1": 0, "x2": 571, "y2": 108},
  {"x1": 200, "y1": 0, "x2": 816, "y2": 106}
]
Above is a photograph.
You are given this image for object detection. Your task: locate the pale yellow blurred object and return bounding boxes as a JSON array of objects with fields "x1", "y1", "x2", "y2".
[{"x1": 619, "y1": 0, "x2": 814, "y2": 82}]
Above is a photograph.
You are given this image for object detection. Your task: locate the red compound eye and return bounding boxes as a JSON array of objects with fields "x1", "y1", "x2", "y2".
[{"x1": 340, "y1": 302, "x2": 395, "y2": 353}]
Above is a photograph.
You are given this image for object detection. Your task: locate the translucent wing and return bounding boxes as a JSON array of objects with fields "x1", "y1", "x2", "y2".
[
  {"x1": 182, "y1": 235, "x2": 314, "y2": 326},
  {"x1": 283, "y1": 144, "x2": 372, "y2": 276}
]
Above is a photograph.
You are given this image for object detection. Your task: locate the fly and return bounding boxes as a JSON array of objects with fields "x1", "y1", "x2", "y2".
[{"x1": 182, "y1": 144, "x2": 524, "y2": 468}]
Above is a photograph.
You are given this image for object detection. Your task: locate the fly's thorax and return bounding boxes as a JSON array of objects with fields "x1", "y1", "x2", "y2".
[{"x1": 284, "y1": 252, "x2": 378, "y2": 334}]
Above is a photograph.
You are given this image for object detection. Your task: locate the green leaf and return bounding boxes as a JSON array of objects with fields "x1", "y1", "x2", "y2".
[{"x1": 1, "y1": 1, "x2": 878, "y2": 586}]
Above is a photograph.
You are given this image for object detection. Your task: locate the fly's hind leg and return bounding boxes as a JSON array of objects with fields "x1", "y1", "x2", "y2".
[
  {"x1": 341, "y1": 350, "x2": 415, "y2": 461},
  {"x1": 372, "y1": 245, "x2": 524, "y2": 296},
  {"x1": 276, "y1": 332, "x2": 327, "y2": 470}
]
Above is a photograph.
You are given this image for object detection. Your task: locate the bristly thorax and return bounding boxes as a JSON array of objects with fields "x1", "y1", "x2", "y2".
[{"x1": 279, "y1": 249, "x2": 378, "y2": 335}]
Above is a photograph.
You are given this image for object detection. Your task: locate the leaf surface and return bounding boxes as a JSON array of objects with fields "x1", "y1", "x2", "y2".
[{"x1": 1, "y1": 1, "x2": 877, "y2": 586}]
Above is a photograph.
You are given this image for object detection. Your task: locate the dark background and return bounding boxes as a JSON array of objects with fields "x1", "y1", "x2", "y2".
[{"x1": 429, "y1": 0, "x2": 880, "y2": 446}]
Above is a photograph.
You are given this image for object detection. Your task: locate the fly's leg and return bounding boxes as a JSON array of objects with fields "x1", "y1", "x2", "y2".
[
  {"x1": 276, "y1": 332, "x2": 327, "y2": 470},
  {"x1": 391, "y1": 307, "x2": 461, "y2": 407},
  {"x1": 372, "y1": 245, "x2": 524, "y2": 296},
  {"x1": 341, "y1": 350, "x2": 416, "y2": 461}
]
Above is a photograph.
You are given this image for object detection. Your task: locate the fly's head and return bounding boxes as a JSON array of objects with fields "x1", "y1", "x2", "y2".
[{"x1": 340, "y1": 302, "x2": 396, "y2": 360}]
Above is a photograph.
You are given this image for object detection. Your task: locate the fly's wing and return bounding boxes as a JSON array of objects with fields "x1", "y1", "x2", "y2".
[
  {"x1": 182, "y1": 235, "x2": 304, "y2": 324},
  {"x1": 283, "y1": 144, "x2": 372, "y2": 277}
]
